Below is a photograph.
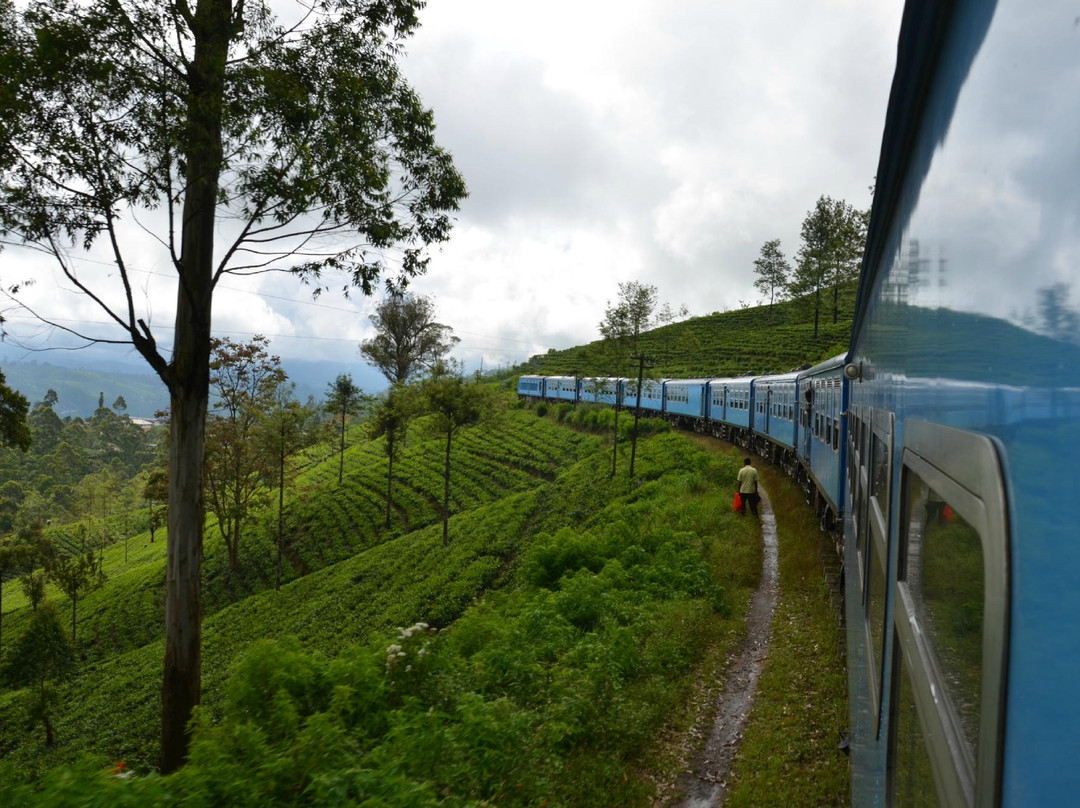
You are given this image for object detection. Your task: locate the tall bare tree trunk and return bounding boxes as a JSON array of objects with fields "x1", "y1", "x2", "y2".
[{"x1": 161, "y1": 0, "x2": 229, "y2": 773}]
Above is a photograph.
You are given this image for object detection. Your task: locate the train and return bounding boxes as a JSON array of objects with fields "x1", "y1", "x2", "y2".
[
  {"x1": 517, "y1": 365, "x2": 847, "y2": 538},
  {"x1": 520, "y1": 1, "x2": 1080, "y2": 804}
]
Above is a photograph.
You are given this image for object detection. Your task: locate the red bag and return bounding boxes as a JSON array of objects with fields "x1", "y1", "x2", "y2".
[{"x1": 733, "y1": 492, "x2": 742, "y2": 512}]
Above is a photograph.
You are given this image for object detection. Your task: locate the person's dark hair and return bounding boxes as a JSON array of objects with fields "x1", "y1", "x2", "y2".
[{"x1": 743, "y1": 457, "x2": 752, "y2": 465}]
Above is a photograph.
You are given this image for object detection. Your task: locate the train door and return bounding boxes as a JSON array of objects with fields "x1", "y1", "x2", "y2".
[
  {"x1": 764, "y1": 385, "x2": 772, "y2": 437},
  {"x1": 802, "y1": 380, "x2": 814, "y2": 460}
]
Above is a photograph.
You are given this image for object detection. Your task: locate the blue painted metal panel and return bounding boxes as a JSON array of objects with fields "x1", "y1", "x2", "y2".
[
  {"x1": 544, "y1": 376, "x2": 578, "y2": 403},
  {"x1": 708, "y1": 377, "x2": 754, "y2": 430},
  {"x1": 797, "y1": 356, "x2": 847, "y2": 511},
  {"x1": 663, "y1": 379, "x2": 708, "y2": 420},
  {"x1": 623, "y1": 379, "x2": 665, "y2": 413},
  {"x1": 580, "y1": 377, "x2": 624, "y2": 405},
  {"x1": 517, "y1": 375, "x2": 544, "y2": 397},
  {"x1": 847, "y1": 0, "x2": 1080, "y2": 803},
  {"x1": 754, "y1": 372, "x2": 799, "y2": 451}
]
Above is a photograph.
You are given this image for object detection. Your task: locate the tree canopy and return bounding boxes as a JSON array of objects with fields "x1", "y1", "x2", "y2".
[
  {"x1": 361, "y1": 293, "x2": 459, "y2": 385},
  {"x1": 791, "y1": 196, "x2": 868, "y2": 337},
  {"x1": 0, "y1": 370, "x2": 31, "y2": 452},
  {"x1": 0, "y1": 0, "x2": 466, "y2": 770},
  {"x1": 753, "y1": 239, "x2": 791, "y2": 312}
]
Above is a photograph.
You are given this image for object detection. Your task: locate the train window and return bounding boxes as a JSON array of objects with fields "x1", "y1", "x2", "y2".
[
  {"x1": 890, "y1": 421, "x2": 1009, "y2": 808},
  {"x1": 872, "y1": 434, "x2": 890, "y2": 514},
  {"x1": 866, "y1": 533, "x2": 887, "y2": 730},
  {"x1": 891, "y1": 638, "x2": 942, "y2": 807},
  {"x1": 866, "y1": 410, "x2": 893, "y2": 732}
]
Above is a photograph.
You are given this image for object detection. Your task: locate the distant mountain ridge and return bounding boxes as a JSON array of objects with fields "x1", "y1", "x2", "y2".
[{"x1": 0, "y1": 355, "x2": 388, "y2": 419}]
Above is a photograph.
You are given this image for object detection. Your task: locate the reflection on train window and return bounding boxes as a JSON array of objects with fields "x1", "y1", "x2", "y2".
[
  {"x1": 872, "y1": 433, "x2": 890, "y2": 511},
  {"x1": 891, "y1": 651, "x2": 942, "y2": 807},
  {"x1": 904, "y1": 470, "x2": 984, "y2": 767},
  {"x1": 868, "y1": 540, "x2": 886, "y2": 708}
]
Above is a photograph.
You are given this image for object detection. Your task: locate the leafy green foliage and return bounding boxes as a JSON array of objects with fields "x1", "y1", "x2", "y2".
[
  {"x1": 0, "y1": 369, "x2": 31, "y2": 452},
  {"x1": 0, "y1": 421, "x2": 758, "y2": 806},
  {"x1": 3, "y1": 602, "x2": 75, "y2": 746},
  {"x1": 524, "y1": 292, "x2": 855, "y2": 380}
]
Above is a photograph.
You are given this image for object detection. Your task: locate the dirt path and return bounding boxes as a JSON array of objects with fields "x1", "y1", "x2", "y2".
[{"x1": 672, "y1": 485, "x2": 780, "y2": 808}]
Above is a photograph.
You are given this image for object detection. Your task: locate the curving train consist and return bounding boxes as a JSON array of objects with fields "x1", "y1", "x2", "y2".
[
  {"x1": 517, "y1": 360, "x2": 849, "y2": 537},
  {"x1": 520, "y1": 1, "x2": 1080, "y2": 804}
]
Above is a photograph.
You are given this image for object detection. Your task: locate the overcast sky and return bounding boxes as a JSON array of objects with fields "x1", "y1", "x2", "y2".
[{"x1": 3, "y1": 0, "x2": 905, "y2": 383}]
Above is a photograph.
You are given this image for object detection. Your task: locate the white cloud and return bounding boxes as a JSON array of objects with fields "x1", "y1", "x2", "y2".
[{"x1": 4, "y1": 0, "x2": 905, "y2": 379}]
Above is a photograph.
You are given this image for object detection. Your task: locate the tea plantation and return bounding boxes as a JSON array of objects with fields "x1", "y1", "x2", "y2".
[{"x1": 0, "y1": 403, "x2": 773, "y2": 805}]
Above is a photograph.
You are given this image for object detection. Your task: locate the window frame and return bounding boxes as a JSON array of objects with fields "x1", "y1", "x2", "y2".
[
  {"x1": 888, "y1": 420, "x2": 1010, "y2": 808},
  {"x1": 863, "y1": 408, "x2": 894, "y2": 733}
]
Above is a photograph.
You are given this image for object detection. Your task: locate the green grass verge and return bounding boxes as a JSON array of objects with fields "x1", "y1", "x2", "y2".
[{"x1": 723, "y1": 449, "x2": 850, "y2": 807}]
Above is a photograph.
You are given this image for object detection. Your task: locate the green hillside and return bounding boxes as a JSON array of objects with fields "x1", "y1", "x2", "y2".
[
  {"x1": 0, "y1": 291, "x2": 859, "y2": 804},
  {"x1": 0, "y1": 405, "x2": 770, "y2": 805},
  {"x1": 519, "y1": 288, "x2": 856, "y2": 379}
]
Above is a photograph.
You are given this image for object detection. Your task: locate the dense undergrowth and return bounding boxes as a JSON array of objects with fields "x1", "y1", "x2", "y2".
[{"x1": 1, "y1": 404, "x2": 760, "y2": 805}]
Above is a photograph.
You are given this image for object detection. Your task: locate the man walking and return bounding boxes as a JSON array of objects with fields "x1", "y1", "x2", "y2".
[{"x1": 737, "y1": 457, "x2": 760, "y2": 516}]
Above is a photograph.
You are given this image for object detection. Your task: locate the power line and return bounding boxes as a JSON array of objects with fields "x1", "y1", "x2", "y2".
[{"x1": 56, "y1": 254, "x2": 544, "y2": 346}]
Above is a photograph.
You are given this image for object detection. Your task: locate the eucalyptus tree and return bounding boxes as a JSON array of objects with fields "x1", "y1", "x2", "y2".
[
  {"x1": 791, "y1": 196, "x2": 868, "y2": 336},
  {"x1": 421, "y1": 362, "x2": 486, "y2": 547},
  {"x1": 0, "y1": 0, "x2": 465, "y2": 769},
  {"x1": 361, "y1": 292, "x2": 460, "y2": 384},
  {"x1": 2, "y1": 602, "x2": 75, "y2": 747},
  {"x1": 361, "y1": 292, "x2": 456, "y2": 525},
  {"x1": 753, "y1": 239, "x2": 792, "y2": 315},
  {"x1": 45, "y1": 544, "x2": 105, "y2": 647},
  {"x1": 258, "y1": 384, "x2": 314, "y2": 590},
  {"x1": 204, "y1": 335, "x2": 287, "y2": 573},
  {"x1": 368, "y1": 384, "x2": 416, "y2": 530},
  {"x1": 325, "y1": 374, "x2": 368, "y2": 485},
  {"x1": 598, "y1": 281, "x2": 657, "y2": 478},
  {"x1": 0, "y1": 370, "x2": 31, "y2": 453}
]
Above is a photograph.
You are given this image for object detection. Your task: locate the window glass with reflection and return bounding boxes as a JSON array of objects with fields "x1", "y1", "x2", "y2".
[
  {"x1": 891, "y1": 652, "x2": 942, "y2": 807},
  {"x1": 902, "y1": 469, "x2": 985, "y2": 770},
  {"x1": 872, "y1": 433, "x2": 890, "y2": 510}
]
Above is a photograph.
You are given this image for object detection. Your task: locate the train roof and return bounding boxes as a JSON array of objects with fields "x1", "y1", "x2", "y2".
[
  {"x1": 798, "y1": 353, "x2": 848, "y2": 379},
  {"x1": 752, "y1": 371, "x2": 800, "y2": 383}
]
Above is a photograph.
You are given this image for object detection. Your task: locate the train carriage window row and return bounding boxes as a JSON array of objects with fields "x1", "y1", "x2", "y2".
[{"x1": 668, "y1": 386, "x2": 689, "y2": 405}]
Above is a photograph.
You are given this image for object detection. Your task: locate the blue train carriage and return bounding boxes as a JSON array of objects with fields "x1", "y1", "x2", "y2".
[
  {"x1": 795, "y1": 355, "x2": 848, "y2": 531},
  {"x1": 543, "y1": 375, "x2": 579, "y2": 404},
  {"x1": 623, "y1": 377, "x2": 665, "y2": 415},
  {"x1": 843, "y1": 0, "x2": 1080, "y2": 804},
  {"x1": 703, "y1": 375, "x2": 756, "y2": 445},
  {"x1": 579, "y1": 377, "x2": 625, "y2": 406},
  {"x1": 516, "y1": 375, "x2": 545, "y2": 400},
  {"x1": 661, "y1": 379, "x2": 708, "y2": 430},
  {"x1": 750, "y1": 371, "x2": 799, "y2": 471}
]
